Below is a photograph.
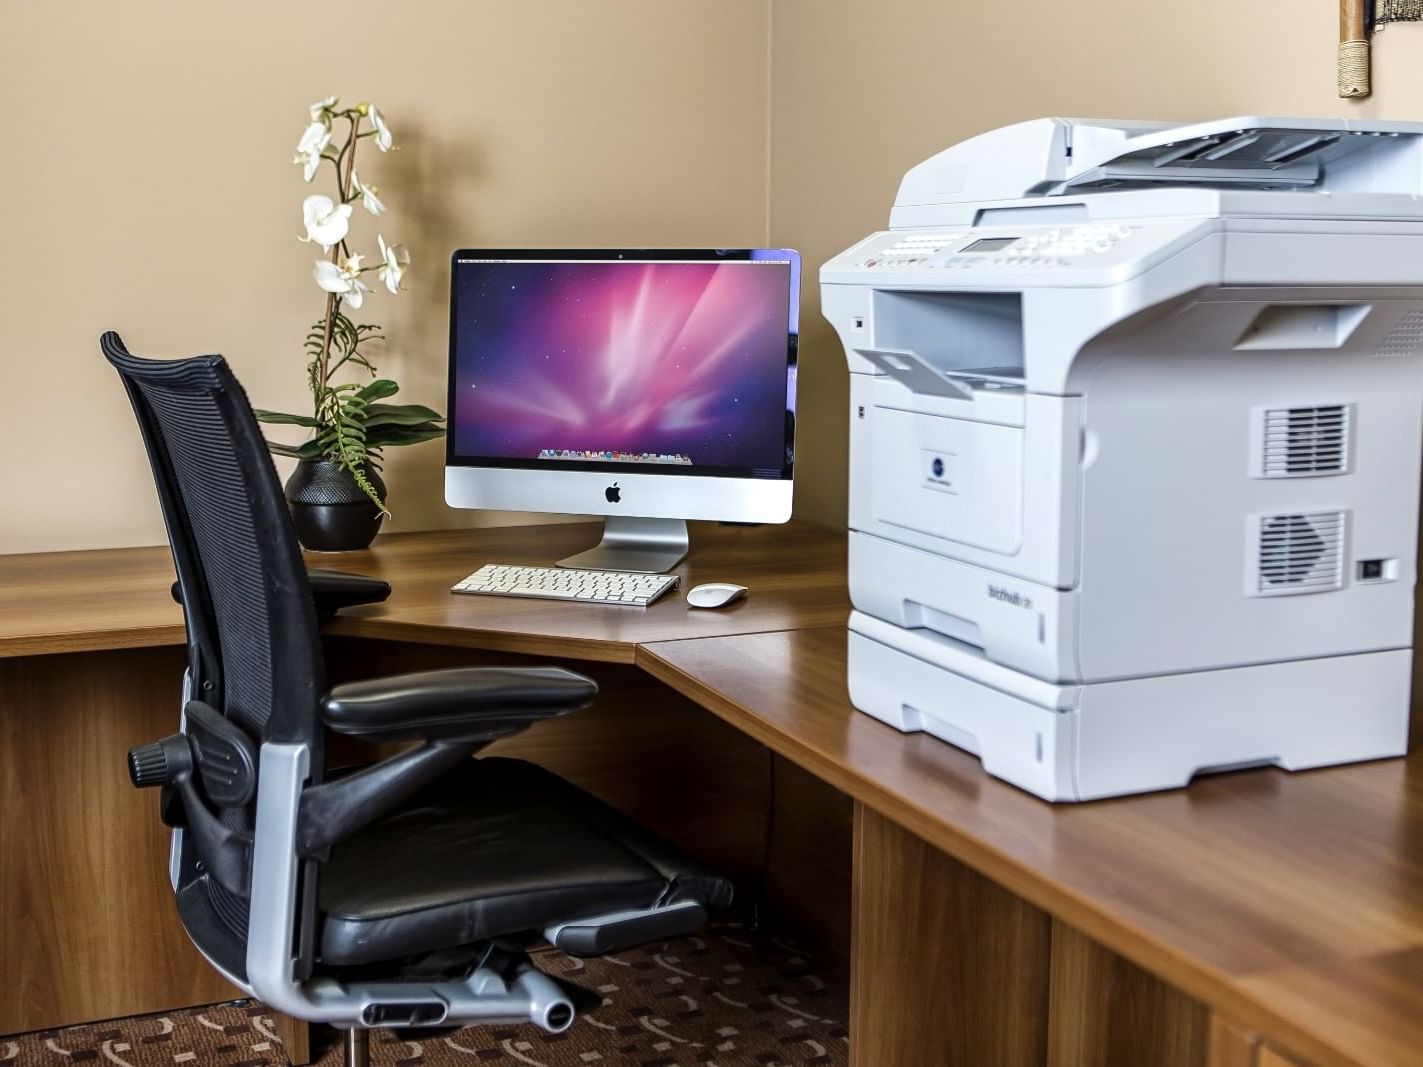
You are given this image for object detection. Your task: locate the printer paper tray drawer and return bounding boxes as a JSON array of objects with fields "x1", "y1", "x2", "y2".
[
  {"x1": 849, "y1": 531, "x2": 1077, "y2": 681},
  {"x1": 848, "y1": 612, "x2": 1411, "y2": 802},
  {"x1": 849, "y1": 610, "x2": 1073, "y2": 708},
  {"x1": 847, "y1": 616, "x2": 1079, "y2": 800}
]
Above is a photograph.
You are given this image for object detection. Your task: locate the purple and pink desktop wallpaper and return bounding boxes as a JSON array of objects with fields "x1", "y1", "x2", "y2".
[{"x1": 450, "y1": 259, "x2": 794, "y2": 473}]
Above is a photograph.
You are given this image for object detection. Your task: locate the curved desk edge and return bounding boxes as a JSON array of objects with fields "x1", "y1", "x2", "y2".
[{"x1": 636, "y1": 628, "x2": 1421, "y2": 1067}]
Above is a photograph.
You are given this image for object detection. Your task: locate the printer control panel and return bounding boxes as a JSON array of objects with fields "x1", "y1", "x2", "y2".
[
  {"x1": 1005, "y1": 224, "x2": 1140, "y2": 263},
  {"x1": 861, "y1": 224, "x2": 1143, "y2": 272},
  {"x1": 867, "y1": 232, "x2": 968, "y2": 270}
]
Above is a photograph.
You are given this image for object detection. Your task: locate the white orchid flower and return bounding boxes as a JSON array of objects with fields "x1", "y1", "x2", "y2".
[
  {"x1": 293, "y1": 121, "x2": 331, "y2": 182},
  {"x1": 313, "y1": 259, "x2": 350, "y2": 294},
  {"x1": 296, "y1": 121, "x2": 331, "y2": 156},
  {"x1": 343, "y1": 274, "x2": 370, "y2": 309},
  {"x1": 350, "y1": 171, "x2": 384, "y2": 216},
  {"x1": 377, "y1": 235, "x2": 410, "y2": 294},
  {"x1": 300, "y1": 194, "x2": 353, "y2": 250},
  {"x1": 309, "y1": 95, "x2": 337, "y2": 122},
  {"x1": 368, "y1": 105, "x2": 393, "y2": 152},
  {"x1": 315, "y1": 258, "x2": 345, "y2": 293},
  {"x1": 313, "y1": 254, "x2": 370, "y2": 308},
  {"x1": 293, "y1": 148, "x2": 322, "y2": 182}
]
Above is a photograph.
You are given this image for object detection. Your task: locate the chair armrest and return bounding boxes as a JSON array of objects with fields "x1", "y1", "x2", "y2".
[
  {"x1": 306, "y1": 569, "x2": 391, "y2": 618},
  {"x1": 321, "y1": 666, "x2": 599, "y2": 743},
  {"x1": 297, "y1": 667, "x2": 598, "y2": 857},
  {"x1": 170, "y1": 568, "x2": 390, "y2": 620}
]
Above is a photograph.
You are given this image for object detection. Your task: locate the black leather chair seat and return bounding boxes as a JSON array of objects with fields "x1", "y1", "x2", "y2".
[{"x1": 318, "y1": 758, "x2": 733, "y2": 966}]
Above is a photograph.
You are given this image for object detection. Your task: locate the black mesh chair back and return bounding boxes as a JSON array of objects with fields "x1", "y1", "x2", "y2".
[{"x1": 102, "y1": 331, "x2": 325, "y2": 962}]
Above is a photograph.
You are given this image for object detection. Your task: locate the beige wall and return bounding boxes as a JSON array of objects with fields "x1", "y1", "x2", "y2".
[
  {"x1": 0, "y1": 1, "x2": 770, "y2": 553},
  {"x1": 7, "y1": 2, "x2": 1423, "y2": 552},
  {"x1": 772, "y1": 0, "x2": 1423, "y2": 525}
]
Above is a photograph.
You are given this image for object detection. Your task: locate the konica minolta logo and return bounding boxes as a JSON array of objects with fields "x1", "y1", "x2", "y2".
[{"x1": 988, "y1": 585, "x2": 1033, "y2": 609}]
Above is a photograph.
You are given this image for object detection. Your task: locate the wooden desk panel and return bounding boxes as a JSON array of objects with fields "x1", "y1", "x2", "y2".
[
  {"x1": 321, "y1": 521, "x2": 848, "y2": 662},
  {"x1": 638, "y1": 627, "x2": 1423, "y2": 1067},
  {"x1": 0, "y1": 521, "x2": 847, "y2": 662},
  {"x1": 0, "y1": 647, "x2": 235, "y2": 1034},
  {"x1": 0, "y1": 545, "x2": 182, "y2": 658}
]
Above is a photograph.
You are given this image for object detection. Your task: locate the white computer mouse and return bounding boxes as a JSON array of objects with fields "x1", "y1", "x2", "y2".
[{"x1": 686, "y1": 582, "x2": 748, "y2": 609}]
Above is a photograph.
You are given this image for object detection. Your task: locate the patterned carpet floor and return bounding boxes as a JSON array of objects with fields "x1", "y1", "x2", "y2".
[{"x1": 1, "y1": 927, "x2": 847, "y2": 1066}]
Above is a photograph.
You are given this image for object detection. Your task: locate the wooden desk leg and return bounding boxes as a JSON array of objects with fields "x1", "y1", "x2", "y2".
[
  {"x1": 850, "y1": 804, "x2": 1051, "y2": 1067},
  {"x1": 1047, "y1": 921, "x2": 1208, "y2": 1066},
  {"x1": 270, "y1": 1013, "x2": 311, "y2": 1065}
]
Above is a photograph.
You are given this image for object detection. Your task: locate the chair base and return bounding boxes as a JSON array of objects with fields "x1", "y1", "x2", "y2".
[{"x1": 343, "y1": 1028, "x2": 369, "y2": 1067}]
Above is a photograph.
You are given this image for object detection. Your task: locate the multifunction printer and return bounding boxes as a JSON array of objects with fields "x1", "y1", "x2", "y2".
[{"x1": 821, "y1": 117, "x2": 1423, "y2": 801}]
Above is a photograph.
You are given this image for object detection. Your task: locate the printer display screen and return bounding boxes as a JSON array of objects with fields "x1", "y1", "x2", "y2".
[{"x1": 962, "y1": 237, "x2": 1019, "y2": 253}]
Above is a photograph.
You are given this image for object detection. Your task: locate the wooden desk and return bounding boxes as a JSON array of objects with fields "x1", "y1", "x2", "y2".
[
  {"x1": 0, "y1": 520, "x2": 848, "y2": 1043},
  {"x1": 320, "y1": 521, "x2": 848, "y2": 662},
  {"x1": 638, "y1": 627, "x2": 1423, "y2": 1067},
  {"x1": 0, "y1": 521, "x2": 847, "y2": 662},
  {"x1": 0, "y1": 543, "x2": 186, "y2": 657},
  {"x1": 3, "y1": 521, "x2": 1419, "y2": 1067}
]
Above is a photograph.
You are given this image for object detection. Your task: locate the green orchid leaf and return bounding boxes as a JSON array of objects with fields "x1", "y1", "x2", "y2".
[
  {"x1": 366, "y1": 425, "x2": 446, "y2": 448},
  {"x1": 363, "y1": 403, "x2": 444, "y2": 427},
  {"x1": 356, "y1": 378, "x2": 400, "y2": 401},
  {"x1": 265, "y1": 438, "x2": 324, "y2": 460},
  {"x1": 253, "y1": 409, "x2": 321, "y2": 427}
]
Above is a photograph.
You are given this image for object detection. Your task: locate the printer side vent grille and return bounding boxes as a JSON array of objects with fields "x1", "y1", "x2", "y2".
[
  {"x1": 1254, "y1": 511, "x2": 1346, "y2": 596},
  {"x1": 1261, "y1": 406, "x2": 1350, "y2": 477}
]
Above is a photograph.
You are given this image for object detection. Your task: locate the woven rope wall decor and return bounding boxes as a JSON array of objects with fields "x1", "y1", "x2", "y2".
[
  {"x1": 1340, "y1": 0, "x2": 1371, "y2": 97},
  {"x1": 1341, "y1": 0, "x2": 1422, "y2": 98},
  {"x1": 1376, "y1": 0, "x2": 1423, "y2": 25}
]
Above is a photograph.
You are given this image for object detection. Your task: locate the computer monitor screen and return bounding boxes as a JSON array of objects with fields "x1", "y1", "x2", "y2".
[
  {"x1": 448, "y1": 249, "x2": 797, "y2": 480},
  {"x1": 446, "y1": 248, "x2": 798, "y2": 571}
]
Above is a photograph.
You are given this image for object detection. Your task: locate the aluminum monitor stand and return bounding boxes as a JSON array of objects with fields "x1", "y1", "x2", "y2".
[{"x1": 557, "y1": 516, "x2": 689, "y2": 573}]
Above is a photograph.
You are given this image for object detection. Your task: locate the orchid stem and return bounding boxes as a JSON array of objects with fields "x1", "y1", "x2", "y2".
[{"x1": 316, "y1": 115, "x2": 362, "y2": 418}]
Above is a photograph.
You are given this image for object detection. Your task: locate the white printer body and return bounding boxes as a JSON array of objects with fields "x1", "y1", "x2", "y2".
[{"x1": 821, "y1": 117, "x2": 1423, "y2": 801}]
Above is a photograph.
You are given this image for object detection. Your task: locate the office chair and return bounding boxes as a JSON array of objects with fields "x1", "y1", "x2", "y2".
[{"x1": 101, "y1": 332, "x2": 732, "y2": 1066}]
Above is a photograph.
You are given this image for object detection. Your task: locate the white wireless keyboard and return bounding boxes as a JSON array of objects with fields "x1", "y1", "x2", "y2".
[{"x1": 451, "y1": 564, "x2": 679, "y2": 607}]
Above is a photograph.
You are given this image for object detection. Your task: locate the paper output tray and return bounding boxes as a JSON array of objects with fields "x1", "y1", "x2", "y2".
[{"x1": 854, "y1": 347, "x2": 1022, "y2": 399}]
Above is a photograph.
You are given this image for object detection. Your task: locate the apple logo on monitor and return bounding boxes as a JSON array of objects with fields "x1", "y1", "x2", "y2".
[{"x1": 605, "y1": 483, "x2": 621, "y2": 504}]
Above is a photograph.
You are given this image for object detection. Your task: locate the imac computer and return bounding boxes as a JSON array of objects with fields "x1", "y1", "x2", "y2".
[{"x1": 445, "y1": 248, "x2": 800, "y2": 572}]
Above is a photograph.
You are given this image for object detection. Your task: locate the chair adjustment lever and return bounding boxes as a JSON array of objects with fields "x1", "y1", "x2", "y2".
[
  {"x1": 129, "y1": 734, "x2": 194, "y2": 788},
  {"x1": 126, "y1": 702, "x2": 257, "y2": 900},
  {"x1": 128, "y1": 702, "x2": 257, "y2": 807}
]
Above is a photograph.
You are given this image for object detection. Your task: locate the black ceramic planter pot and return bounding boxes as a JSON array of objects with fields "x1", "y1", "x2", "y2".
[{"x1": 284, "y1": 458, "x2": 386, "y2": 552}]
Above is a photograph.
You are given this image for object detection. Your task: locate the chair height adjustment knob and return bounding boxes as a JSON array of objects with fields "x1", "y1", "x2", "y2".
[{"x1": 128, "y1": 734, "x2": 193, "y2": 789}]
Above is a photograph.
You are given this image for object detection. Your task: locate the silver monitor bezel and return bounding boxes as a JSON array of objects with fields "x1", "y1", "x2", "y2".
[{"x1": 444, "y1": 248, "x2": 798, "y2": 526}]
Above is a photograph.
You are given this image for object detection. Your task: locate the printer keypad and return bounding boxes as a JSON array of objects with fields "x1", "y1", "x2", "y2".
[
  {"x1": 936, "y1": 254, "x2": 1066, "y2": 270},
  {"x1": 863, "y1": 232, "x2": 965, "y2": 269},
  {"x1": 1018, "y1": 224, "x2": 1139, "y2": 258},
  {"x1": 860, "y1": 224, "x2": 1139, "y2": 271}
]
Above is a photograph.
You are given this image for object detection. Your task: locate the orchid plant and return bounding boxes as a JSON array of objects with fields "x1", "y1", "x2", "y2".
[{"x1": 256, "y1": 96, "x2": 443, "y2": 513}]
